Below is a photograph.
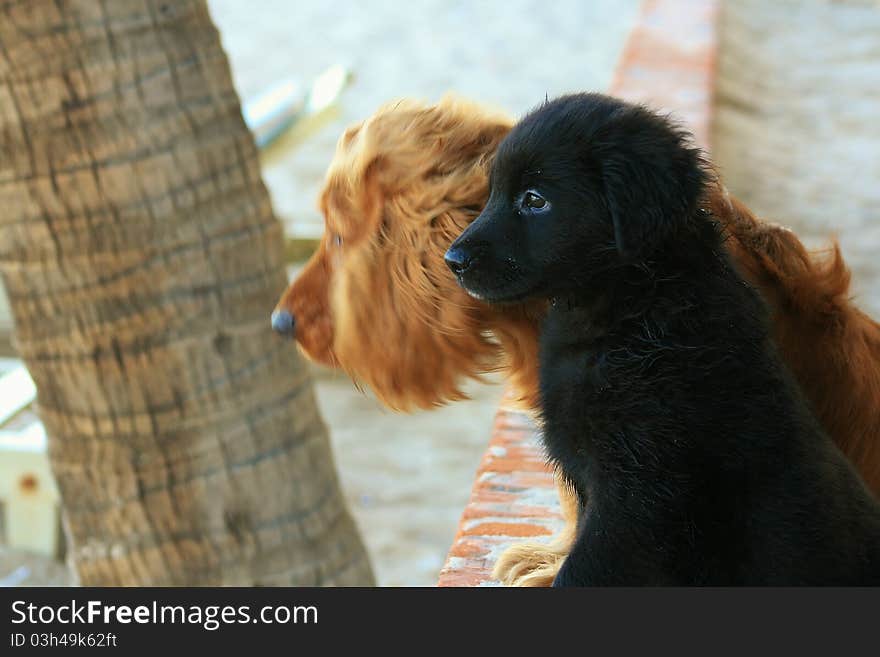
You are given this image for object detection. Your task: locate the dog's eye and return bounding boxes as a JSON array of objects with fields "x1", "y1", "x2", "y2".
[
  {"x1": 332, "y1": 233, "x2": 343, "y2": 248},
  {"x1": 521, "y1": 191, "x2": 547, "y2": 211}
]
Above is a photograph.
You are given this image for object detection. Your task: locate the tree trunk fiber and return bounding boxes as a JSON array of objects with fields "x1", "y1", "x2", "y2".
[{"x1": 0, "y1": 0, "x2": 374, "y2": 586}]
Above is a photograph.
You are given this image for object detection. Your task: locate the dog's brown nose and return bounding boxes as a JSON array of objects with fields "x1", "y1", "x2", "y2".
[
  {"x1": 444, "y1": 246, "x2": 473, "y2": 276},
  {"x1": 271, "y1": 309, "x2": 295, "y2": 336}
]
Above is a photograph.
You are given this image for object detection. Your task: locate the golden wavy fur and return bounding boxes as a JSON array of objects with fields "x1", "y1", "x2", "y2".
[
  {"x1": 276, "y1": 97, "x2": 513, "y2": 409},
  {"x1": 275, "y1": 96, "x2": 880, "y2": 585}
]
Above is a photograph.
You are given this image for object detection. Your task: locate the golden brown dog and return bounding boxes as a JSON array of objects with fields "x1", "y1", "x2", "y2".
[{"x1": 274, "y1": 97, "x2": 880, "y2": 585}]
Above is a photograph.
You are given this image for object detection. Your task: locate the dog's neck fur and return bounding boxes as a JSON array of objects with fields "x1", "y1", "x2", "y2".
[
  {"x1": 538, "y1": 211, "x2": 813, "y2": 506},
  {"x1": 546, "y1": 214, "x2": 740, "y2": 341},
  {"x1": 538, "y1": 208, "x2": 880, "y2": 584}
]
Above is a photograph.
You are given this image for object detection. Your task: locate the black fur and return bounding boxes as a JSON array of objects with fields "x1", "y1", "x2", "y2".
[{"x1": 445, "y1": 93, "x2": 880, "y2": 585}]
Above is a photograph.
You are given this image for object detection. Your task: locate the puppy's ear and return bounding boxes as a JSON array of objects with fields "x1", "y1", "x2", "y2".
[{"x1": 596, "y1": 111, "x2": 708, "y2": 258}]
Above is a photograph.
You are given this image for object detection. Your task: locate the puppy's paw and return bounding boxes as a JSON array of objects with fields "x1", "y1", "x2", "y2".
[{"x1": 493, "y1": 541, "x2": 567, "y2": 587}]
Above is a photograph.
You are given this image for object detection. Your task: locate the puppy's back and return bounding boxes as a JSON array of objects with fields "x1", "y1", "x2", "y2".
[{"x1": 519, "y1": 94, "x2": 880, "y2": 585}]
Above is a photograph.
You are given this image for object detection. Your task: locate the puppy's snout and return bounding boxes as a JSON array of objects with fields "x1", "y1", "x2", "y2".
[
  {"x1": 444, "y1": 245, "x2": 477, "y2": 276},
  {"x1": 271, "y1": 308, "x2": 296, "y2": 336}
]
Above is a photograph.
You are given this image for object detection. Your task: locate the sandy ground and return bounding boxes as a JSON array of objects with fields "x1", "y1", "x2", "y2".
[{"x1": 312, "y1": 371, "x2": 505, "y2": 586}]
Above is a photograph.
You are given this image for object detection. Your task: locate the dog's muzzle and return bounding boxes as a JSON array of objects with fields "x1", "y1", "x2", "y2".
[{"x1": 443, "y1": 245, "x2": 476, "y2": 276}]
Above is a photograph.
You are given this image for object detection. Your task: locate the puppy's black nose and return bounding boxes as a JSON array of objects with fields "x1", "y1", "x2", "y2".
[
  {"x1": 271, "y1": 309, "x2": 295, "y2": 336},
  {"x1": 444, "y1": 246, "x2": 473, "y2": 276}
]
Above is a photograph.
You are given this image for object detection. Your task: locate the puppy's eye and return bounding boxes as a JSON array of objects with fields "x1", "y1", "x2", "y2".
[
  {"x1": 331, "y1": 233, "x2": 343, "y2": 248},
  {"x1": 521, "y1": 191, "x2": 548, "y2": 211}
]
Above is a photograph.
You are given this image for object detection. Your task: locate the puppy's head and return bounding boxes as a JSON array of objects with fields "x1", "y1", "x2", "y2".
[
  {"x1": 445, "y1": 93, "x2": 708, "y2": 302},
  {"x1": 273, "y1": 97, "x2": 513, "y2": 409}
]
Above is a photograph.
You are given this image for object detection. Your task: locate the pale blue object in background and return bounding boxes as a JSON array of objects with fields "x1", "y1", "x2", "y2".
[{"x1": 242, "y1": 65, "x2": 352, "y2": 149}]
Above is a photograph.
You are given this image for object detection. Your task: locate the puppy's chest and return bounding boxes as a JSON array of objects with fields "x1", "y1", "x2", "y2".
[
  {"x1": 539, "y1": 311, "x2": 619, "y2": 410},
  {"x1": 538, "y1": 319, "x2": 623, "y2": 439},
  {"x1": 537, "y1": 310, "x2": 665, "y2": 468},
  {"x1": 540, "y1": 346, "x2": 608, "y2": 407}
]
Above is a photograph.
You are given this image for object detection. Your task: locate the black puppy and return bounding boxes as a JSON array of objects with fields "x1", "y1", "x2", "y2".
[{"x1": 445, "y1": 93, "x2": 880, "y2": 585}]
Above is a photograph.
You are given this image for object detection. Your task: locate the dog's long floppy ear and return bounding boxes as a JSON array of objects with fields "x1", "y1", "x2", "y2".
[{"x1": 595, "y1": 109, "x2": 708, "y2": 258}]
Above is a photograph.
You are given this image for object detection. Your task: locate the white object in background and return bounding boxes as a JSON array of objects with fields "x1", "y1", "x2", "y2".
[
  {"x1": 242, "y1": 64, "x2": 352, "y2": 149},
  {"x1": 0, "y1": 365, "x2": 37, "y2": 426},
  {"x1": 243, "y1": 78, "x2": 304, "y2": 149},
  {"x1": 0, "y1": 365, "x2": 58, "y2": 557},
  {"x1": 0, "y1": 421, "x2": 60, "y2": 557}
]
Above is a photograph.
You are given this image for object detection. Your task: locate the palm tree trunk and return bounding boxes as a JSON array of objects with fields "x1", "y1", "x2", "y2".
[{"x1": 0, "y1": 0, "x2": 373, "y2": 585}]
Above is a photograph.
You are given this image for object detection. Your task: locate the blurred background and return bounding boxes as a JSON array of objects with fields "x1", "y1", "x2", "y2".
[
  {"x1": 208, "y1": 0, "x2": 641, "y2": 587},
  {"x1": 1, "y1": 0, "x2": 878, "y2": 586}
]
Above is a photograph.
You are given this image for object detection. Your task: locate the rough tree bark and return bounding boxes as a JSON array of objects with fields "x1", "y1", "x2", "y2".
[{"x1": 0, "y1": 0, "x2": 374, "y2": 585}]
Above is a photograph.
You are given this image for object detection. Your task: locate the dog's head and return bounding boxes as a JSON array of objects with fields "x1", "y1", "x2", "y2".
[
  {"x1": 445, "y1": 93, "x2": 709, "y2": 303},
  {"x1": 272, "y1": 97, "x2": 513, "y2": 410}
]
